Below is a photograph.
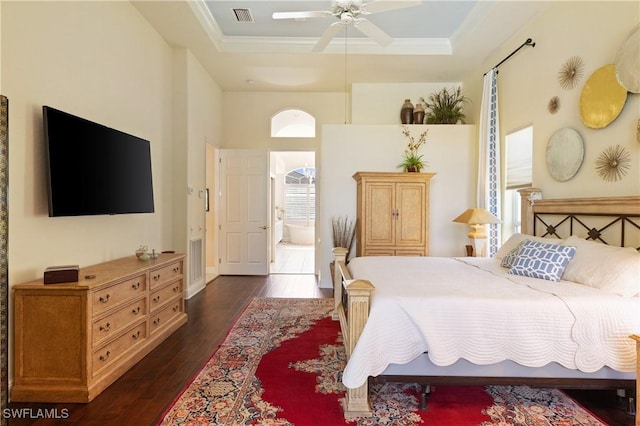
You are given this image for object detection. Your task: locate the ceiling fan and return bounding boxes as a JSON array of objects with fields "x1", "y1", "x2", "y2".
[{"x1": 272, "y1": 0, "x2": 421, "y2": 52}]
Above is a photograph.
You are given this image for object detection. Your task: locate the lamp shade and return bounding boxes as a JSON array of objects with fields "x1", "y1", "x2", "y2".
[{"x1": 452, "y1": 208, "x2": 502, "y2": 225}]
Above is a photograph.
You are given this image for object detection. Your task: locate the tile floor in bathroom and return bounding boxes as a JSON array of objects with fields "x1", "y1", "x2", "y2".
[{"x1": 270, "y1": 242, "x2": 315, "y2": 274}]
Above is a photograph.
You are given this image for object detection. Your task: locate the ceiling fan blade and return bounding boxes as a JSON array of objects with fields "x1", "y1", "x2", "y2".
[
  {"x1": 354, "y1": 18, "x2": 393, "y2": 46},
  {"x1": 360, "y1": 0, "x2": 421, "y2": 15},
  {"x1": 312, "y1": 22, "x2": 345, "y2": 52},
  {"x1": 272, "y1": 11, "x2": 332, "y2": 20}
]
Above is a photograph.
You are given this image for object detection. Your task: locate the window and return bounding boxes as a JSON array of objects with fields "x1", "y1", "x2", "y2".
[
  {"x1": 504, "y1": 126, "x2": 533, "y2": 237},
  {"x1": 271, "y1": 109, "x2": 315, "y2": 138},
  {"x1": 284, "y1": 167, "x2": 315, "y2": 225}
]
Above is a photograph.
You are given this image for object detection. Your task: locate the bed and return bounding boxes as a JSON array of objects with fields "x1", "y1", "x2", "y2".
[{"x1": 332, "y1": 193, "x2": 640, "y2": 417}]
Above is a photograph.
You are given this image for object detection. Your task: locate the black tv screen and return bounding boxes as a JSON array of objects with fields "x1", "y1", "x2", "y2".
[{"x1": 43, "y1": 106, "x2": 155, "y2": 217}]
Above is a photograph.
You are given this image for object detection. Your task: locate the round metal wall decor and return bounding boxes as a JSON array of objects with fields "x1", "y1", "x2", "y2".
[
  {"x1": 579, "y1": 64, "x2": 627, "y2": 129},
  {"x1": 595, "y1": 144, "x2": 630, "y2": 182},
  {"x1": 558, "y1": 56, "x2": 584, "y2": 90},
  {"x1": 546, "y1": 127, "x2": 584, "y2": 182},
  {"x1": 614, "y1": 24, "x2": 640, "y2": 93}
]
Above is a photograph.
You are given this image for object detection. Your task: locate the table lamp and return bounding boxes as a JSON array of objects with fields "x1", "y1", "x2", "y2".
[{"x1": 452, "y1": 208, "x2": 502, "y2": 257}]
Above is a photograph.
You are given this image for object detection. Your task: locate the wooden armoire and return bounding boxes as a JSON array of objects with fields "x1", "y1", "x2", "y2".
[{"x1": 353, "y1": 171, "x2": 435, "y2": 257}]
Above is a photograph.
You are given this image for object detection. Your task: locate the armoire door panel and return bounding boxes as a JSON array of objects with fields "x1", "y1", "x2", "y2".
[
  {"x1": 365, "y1": 183, "x2": 394, "y2": 245},
  {"x1": 396, "y1": 183, "x2": 426, "y2": 246}
]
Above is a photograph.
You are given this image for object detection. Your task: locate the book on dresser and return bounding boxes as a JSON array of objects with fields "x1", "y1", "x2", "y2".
[{"x1": 11, "y1": 252, "x2": 187, "y2": 403}]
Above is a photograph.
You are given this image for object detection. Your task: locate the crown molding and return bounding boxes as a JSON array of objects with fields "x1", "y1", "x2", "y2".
[
  {"x1": 219, "y1": 36, "x2": 451, "y2": 55},
  {"x1": 188, "y1": 0, "x2": 451, "y2": 56}
]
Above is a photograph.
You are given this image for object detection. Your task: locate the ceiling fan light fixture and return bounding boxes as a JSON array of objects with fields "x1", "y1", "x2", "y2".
[
  {"x1": 355, "y1": 18, "x2": 393, "y2": 47},
  {"x1": 273, "y1": 0, "x2": 422, "y2": 52}
]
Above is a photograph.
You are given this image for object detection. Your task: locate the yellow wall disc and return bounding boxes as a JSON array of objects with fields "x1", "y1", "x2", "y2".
[{"x1": 579, "y1": 64, "x2": 628, "y2": 129}]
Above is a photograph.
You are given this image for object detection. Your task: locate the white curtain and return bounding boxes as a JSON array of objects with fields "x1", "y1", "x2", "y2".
[{"x1": 478, "y1": 68, "x2": 501, "y2": 257}]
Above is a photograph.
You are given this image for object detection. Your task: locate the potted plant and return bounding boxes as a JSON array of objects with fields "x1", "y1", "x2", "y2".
[
  {"x1": 420, "y1": 86, "x2": 469, "y2": 124},
  {"x1": 397, "y1": 126, "x2": 428, "y2": 172}
]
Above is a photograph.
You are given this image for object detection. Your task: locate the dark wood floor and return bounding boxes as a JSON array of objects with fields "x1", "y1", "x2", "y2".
[{"x1": 7, "y1": 274, "x2": 635, "y2": 425}]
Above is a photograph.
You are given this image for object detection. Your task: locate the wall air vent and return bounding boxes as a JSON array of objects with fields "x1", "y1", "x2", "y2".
[{"x1": 232, "y1": 8, "x2": 254, "y2": 23}]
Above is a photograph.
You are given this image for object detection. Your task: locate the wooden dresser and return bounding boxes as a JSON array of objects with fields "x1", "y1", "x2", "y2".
[
  {"x1": 354, "y1": 172, "x2": 435, "y2": 257},
  {"x1": 12, "y1": 253, "x2": 187, "y2": 403}
]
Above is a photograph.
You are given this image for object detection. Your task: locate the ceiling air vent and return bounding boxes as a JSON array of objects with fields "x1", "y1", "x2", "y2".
[{"x1": 232, "y1": 8, "x2": 254, "y2": 23}]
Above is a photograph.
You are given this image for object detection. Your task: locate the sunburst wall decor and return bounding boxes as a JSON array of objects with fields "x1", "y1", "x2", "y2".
[
  {"x1": 595, "y1": 144, "x2": 630, "y2": 182},
  {"x1": 548, "y1": 96, "x2": 560, "y2": 114},
  {"x1": 558, "y1": 56, "x2": 585, "y2": 90}
]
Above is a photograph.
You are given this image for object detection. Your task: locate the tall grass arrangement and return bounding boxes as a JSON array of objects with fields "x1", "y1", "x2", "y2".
[{"x1": 331, "y1": 215, "x2": 356, "y2": 254}]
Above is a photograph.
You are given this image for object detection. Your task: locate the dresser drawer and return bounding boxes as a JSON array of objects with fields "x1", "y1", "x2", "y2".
[
  {"x1": 92, "y1": 275, "x2": 146, "y2": 316},
  {"x1": 150, "y1": 280, "x2": 183, "y2": 313},
  {"x1": 149, "y1": 297, "x2": 183, "y2": 335},
  {"x1": 149, "y1": 261, "x2": 182, "y2": 290},
  {"x1": 92, "y1": 321, "x2": 147, "y2": 377},
  {"x1": 92, "y1": 297, "x2": 147, "y2": 347}
]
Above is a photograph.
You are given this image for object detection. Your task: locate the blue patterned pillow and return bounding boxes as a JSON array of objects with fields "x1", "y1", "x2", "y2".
[
  {"x1": 508, "y1": 240, "x2": 576, "y2": 281},
  {"x1": 500, "y1": 242, "x2": 525, "y2": 268}
]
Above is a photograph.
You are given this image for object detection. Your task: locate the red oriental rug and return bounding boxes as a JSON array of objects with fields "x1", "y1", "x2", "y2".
[{"x1": 158, "y1": 297, "x2": 606, "y2": 425}]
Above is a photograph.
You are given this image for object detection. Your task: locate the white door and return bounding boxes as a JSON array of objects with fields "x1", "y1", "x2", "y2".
[{"x1": 218, "y1": 149, "x2": 269, "y2": 275}]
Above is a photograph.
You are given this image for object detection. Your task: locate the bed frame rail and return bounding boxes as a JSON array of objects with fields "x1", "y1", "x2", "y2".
[
  {"x1": 332, "y1": 247, "x2": 375, "y2": 417},
  {"x1": 333, "y1": 193, "x2": 640, "y2": 419}
]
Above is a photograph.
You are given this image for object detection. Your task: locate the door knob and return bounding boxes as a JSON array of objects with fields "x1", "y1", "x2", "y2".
[{"x1": 259, "y1": 225, "x2": 269, "y2": 230}]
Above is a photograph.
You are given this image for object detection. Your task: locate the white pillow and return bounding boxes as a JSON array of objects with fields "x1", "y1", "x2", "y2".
[
  {"x1": 561, "y1": 235, "x2": 640, "y2": 297},
  {"x1": 494, "y1": 233, "x2": 563, "y2": 261}
]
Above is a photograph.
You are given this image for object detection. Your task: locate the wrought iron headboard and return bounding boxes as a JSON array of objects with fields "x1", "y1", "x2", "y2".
[
  {"x1": 533, "y1": 212, "x2": 640, "y2": 250},
  {"x1": 521, "y1": 193, "x2": 640, "y2": 250}
]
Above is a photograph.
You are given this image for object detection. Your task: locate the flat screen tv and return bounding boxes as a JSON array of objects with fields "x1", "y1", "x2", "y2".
[{"x1": 43, "y1": 106, "x2": 155, "y2": 217}]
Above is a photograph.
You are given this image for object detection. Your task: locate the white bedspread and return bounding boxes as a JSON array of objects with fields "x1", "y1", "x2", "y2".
[{"x1": 342, "y1": 256, "x2": 639, "y2": 389}]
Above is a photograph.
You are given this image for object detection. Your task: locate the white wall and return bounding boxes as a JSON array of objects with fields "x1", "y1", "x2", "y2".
[
  {"x1": 222, "y1": 91, "x2": 345, "y2": 150},
  {"x1": 2, "y1": 1, "x2": 174, "y2": 284},
  {"x1": 177, "y1": 49, "x2": 223, "y2": 297},
  {"x1": 319, "y1": 124, "x2": 476, "y2": 288},
  {"x1": 463, "y1": 1, "x2": 639, "y2": 201}
]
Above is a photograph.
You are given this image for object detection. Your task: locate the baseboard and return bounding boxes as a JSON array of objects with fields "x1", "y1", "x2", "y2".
[
  {"x1": 185, "y1": 279, "x2": 206, "y2": 299},
  {"x1": 318, "y1": 277, "x2": 332, "y2": 289}
]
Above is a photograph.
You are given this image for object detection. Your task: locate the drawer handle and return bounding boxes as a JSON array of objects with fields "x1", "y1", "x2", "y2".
[
  {"x1": 152, "y1": 296, "x2": 160, "y2": 304},
  {"x1": 99, "y1": 322, "x2": 111, "y2": 332},
  {"x1": 132, "y1": 306, "x2": 141, "y2": 315},
  {"x1": 99, "y1": 351, "x2": 111, "y2": 362},
  {"x1": 172, "y1": 286, "x2": 179, "y2": 293},
  {"x1": 99, "y1": 294, "x2": 110, "y2": 303},
  {"x1": 131, "y1": 282, "x2": 140, "y2": 290},
  {"x1": 172, "y1": 266, "x2": 180, "y2": 273},
  {"x1": 132, "y1": 331, "x2": 141, "y2": 340},
  {"x1": 153, "y1": 318, "x2": 161, "y2": 326},
  {"x1": 153, "y1": 274, "x2": 161, "y2": 281},
  {"x1": 172, "y1": 305, "x2": 179, "y2": 313}
]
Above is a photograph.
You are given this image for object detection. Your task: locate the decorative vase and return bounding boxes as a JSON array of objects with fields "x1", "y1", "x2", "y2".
[
  {"x1": 400, "y1": 99, "x2": 414, "y2": 124},
  {"x1": 407, "y1": 166, "x2": 420, "y2": 172},
  {"x1": 135, "y1": 245, "x2": 147, "y2": 259},
  {"x1": 413, "y1": 103, "x2": 425, "y2": 124}
]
